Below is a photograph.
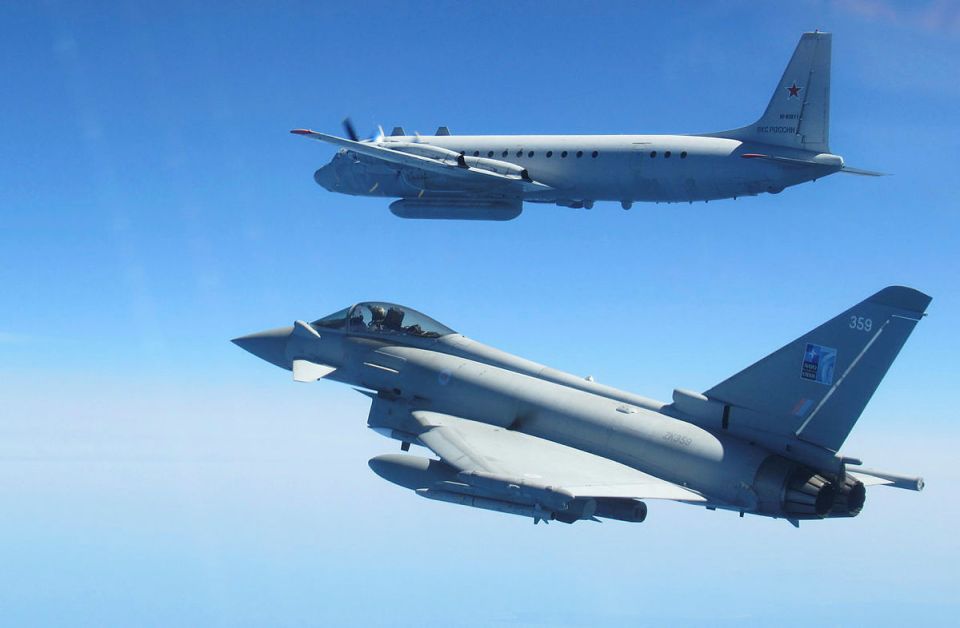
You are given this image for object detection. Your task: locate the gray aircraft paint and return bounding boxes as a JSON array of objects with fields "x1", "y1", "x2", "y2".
[
  {"x1": 294, "y1": 32, "x2": 878, "y2": 220},
  {"x1": 233, "y1": 287, "x2": 928, "y2": 526}
]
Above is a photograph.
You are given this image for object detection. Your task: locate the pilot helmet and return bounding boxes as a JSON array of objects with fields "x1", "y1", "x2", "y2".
[{"x1": 370, "y1": 305, "x2": 387, "y2": 322}]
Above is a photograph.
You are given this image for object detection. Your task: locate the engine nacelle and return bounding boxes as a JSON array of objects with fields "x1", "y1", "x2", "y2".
[
  {"x1": 753, "y1": 456, "x2": 865, "y2": 520},
  {"x1": 461, "y1": 155, "x2": 530, "y2": 179},
  {"x1": 384, "y1": 143, "x2": 530, "y2": 180},
  {"x1": 386, "y1": 142, "x2": 463, "y2": 164}
]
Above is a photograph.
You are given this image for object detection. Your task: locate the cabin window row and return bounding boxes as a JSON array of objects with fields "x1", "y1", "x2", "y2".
[
  {"x1": 464, "y1": 149, "x2": 600, "y2": 159},
  {"x1": 459, "y1": 149, "x2": 689, "y2": 159}
]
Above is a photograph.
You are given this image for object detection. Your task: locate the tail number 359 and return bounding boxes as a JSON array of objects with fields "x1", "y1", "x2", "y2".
[{"x1": 849, "y1": 315, "x2": 873, "y2": 332}]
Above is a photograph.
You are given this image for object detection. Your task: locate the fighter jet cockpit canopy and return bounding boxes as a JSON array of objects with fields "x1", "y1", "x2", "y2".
[{"x1": 311, "y1": 302, "x2": 456, "y2": 339}]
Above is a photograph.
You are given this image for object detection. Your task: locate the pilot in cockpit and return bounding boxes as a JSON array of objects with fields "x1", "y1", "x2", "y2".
[
  {"x1": 384, "y1": 306, "x2": 405, "y2": 331},
  {"x1": 369, "y1": 305, "x2": 387, "y2": 331},
  {"x1": 313, "y1": 303, "x2": 453, "y2": 339},
  {"x1": 348, "y1": 309, "x2": 365, "y2": 331}
]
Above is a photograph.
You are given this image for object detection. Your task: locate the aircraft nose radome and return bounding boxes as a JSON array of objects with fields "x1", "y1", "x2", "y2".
[
  {"x1": 313, "y1": 164, "x2": 337, "y2": 191},
  {"x1": 231, "y1": 326, "x2": 294, "y2": 369}
]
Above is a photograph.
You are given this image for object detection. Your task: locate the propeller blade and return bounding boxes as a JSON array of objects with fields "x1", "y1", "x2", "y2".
[{"x1": 342, "y1": 117, "x2": 359, "y2": 142}]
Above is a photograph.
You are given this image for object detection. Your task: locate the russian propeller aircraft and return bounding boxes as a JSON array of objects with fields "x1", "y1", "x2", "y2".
[
  {"x1": 292, "y1": 31, "x2": 880, "y2": 220},
  {"x1": 234, "y1": 286, "x2": 928, "y2": 526}
]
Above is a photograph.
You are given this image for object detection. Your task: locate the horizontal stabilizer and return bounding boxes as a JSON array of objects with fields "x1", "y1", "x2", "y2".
[
  {"x1": 741, "y1": 153, "x2": 841, "y2": 170},
  {"x1": 840, "y1": 165, "x2": 886, "y2": 176}
]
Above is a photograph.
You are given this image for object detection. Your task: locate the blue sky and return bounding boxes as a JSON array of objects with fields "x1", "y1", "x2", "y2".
[{"x1": 2, "y1": 1, "x2": 958, "y2": 625}]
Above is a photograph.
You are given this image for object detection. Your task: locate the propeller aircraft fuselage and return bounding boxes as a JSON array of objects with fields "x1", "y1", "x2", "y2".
[{"x1": 294, "y1": 32, "x2": 880, "y2": 220}]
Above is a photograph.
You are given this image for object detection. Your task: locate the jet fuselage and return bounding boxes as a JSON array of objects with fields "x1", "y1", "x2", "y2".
[
  {"x1": 341, "y1": 340, "x2": 773, "y2": 511},
  {"x1": 236, "y1": 287, "x2": 928, "y2": 524},
  {"x1": 234, "y1": 296, "x2": 904, "y2": 523}
]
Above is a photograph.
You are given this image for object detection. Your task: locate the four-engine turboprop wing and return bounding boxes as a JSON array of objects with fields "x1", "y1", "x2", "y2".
[
  {"x1": 291, "y1": 129, "x2": 552, "y2": 193},
  {"x1": 412, "y1": 411, "x2": 707, "y2": 503}
]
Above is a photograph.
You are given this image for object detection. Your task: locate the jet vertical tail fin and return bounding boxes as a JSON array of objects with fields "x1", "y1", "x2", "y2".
[
  {"x1": 708, "y1": 31, "x2": 832, "y2": 153},
  {"x1": 704, "y1": 287, "x2": 930, "y2": 452}
]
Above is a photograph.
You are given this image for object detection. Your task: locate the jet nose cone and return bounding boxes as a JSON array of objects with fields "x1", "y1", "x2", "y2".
[
  {"x1": 232, "y1": 326, "x2": 294, "y2": 370},
  {"x1": 313, "y1": 163, "x2": 338, "y2": 191}
]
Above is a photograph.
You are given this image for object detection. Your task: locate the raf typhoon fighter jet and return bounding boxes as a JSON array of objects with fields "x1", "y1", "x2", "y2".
[
  {"x1": 292, "y1": 32, "x2": 880, "y2": 220},
  {"x1": 234, "y1": 287, "x2": 928, "y2": 526}
]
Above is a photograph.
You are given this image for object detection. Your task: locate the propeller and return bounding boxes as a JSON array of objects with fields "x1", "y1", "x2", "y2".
[
  {"x1": 342, "y1": 117, "x2": 384, "y2": 143},
  {"x1": 342, "y1": 117, "x2": 359, "y2": 142}
]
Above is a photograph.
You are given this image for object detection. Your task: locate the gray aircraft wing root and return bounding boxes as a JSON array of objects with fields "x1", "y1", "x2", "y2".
[
  {"x1": 412, "y1": 411, "x2": 706, "y2": 503},
  {"x1": 291, "y1": 129, "x2": 552, "y2": 192}
]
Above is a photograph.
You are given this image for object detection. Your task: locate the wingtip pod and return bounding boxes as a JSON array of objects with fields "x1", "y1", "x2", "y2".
[
  {"x1": 290, "y1": 128, "x2": 313, "y2": 135},
  {"x1": 867, "y1": 286, "x2": 932, "y2": 315}
]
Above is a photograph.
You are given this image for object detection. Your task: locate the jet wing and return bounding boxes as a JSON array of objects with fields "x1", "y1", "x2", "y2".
[
  {"x1": 412, "y1": 411, "x2": 706, "y2": 502},
  {"x1": 291, "y1": 129, "x2": 551, "y2": 193}
]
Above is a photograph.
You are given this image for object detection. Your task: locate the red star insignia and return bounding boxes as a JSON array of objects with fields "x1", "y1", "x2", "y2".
[{"x1": 786, "y1": 82, "x2": 802, "y2": 98}]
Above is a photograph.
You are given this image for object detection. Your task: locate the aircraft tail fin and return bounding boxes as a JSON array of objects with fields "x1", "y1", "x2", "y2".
[
  {"x1": 704, "y1": 286, "x2": 930, "y2": 452},
  {"x1": 708, "y1": 31, "x2": 832, "y2": 153}
]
